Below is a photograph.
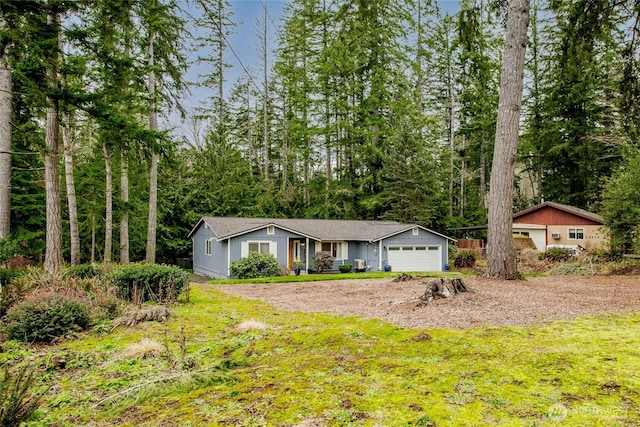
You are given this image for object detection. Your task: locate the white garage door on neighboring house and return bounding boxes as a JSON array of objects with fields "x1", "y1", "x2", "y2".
[{"x1": 387, "y1": 245, "x2": 442, "y2": 272}]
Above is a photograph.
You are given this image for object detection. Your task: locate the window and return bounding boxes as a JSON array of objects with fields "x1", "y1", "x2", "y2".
[
  {"x1": 568, "y1": 228, "x2": 584, "y2": 239},
  {"x1": 412, "y1": 227, "x2": 419, "y2": 236},
  {"x1": 321, "y1": 241, "x2": 347, "y2": 259},
  {"x1": 267, "y1": 225, "x2": 275, "y2": 235},
  {"x1": 513, "y1": 231, "x2": 530, "y2": 237},
  {"x1": 249, "y1": 242, "x2": 270, "y2": 254},
  {"x1": 205, "y1": 239, "x2": 213, "y2": 256}
]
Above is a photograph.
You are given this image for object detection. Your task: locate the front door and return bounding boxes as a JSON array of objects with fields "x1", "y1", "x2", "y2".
[{"x1": 293, "y1": 240, "x2": 301, "y2": 265}]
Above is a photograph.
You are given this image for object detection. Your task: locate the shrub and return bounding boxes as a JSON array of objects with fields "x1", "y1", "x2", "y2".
[
  {"x1": 0, "y1": 270, "x2": 24, "y2": 286},
  {"x1": 583, "y1": 249, "x2": 623, "y2": 263},
  {"x1": 548, "y1": 263, "x2": 599, "y2": 276},
  {"x1": 108, "y1": 263, "x2": 189, "y2": 303},
  {"x1": 229, "y1": 252, "x2": 280, "y2": 279},
  {"x1": 539, "y1": 247, "x2": 575, "y2": 262},
  {"x1": 0, "y1": 238, "x2": 18, "y2": 266},
  {"x1": 338, "y1": 264, "x2": 352, "y2": 273},
  {"x1": 0, "y1": 363, "x2": 48, "y2": 427},
  {"x1": 313, "y1": 251, "x2": 335, "y2": 274},
  {"x1": 63, "y1": 263, "x2": 104, "y2": 279},
  {"x1": 4, "y1": 295, "x2": 91, "y2": 342},
  {"x1": 454, "y1": 251, "x2": 476, "y2": 268},
  {"x1": 0, "y1": 270, "x2": 30, "y2": 318}
]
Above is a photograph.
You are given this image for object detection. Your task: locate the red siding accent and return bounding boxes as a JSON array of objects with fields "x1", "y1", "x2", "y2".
[{"x1": 514, "y1": 206, "x2": 601, "y2": 226}]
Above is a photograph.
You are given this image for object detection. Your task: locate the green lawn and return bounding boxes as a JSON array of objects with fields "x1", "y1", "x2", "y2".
[
  {"x1": 211, "y1": 270, "x2": 469, "y2": 284},
  {"x1": 9, "y1": 282, "x2": 640, "y2": 426}
]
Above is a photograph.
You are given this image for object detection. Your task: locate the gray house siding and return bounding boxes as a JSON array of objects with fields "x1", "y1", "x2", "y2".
[
  {"x1": 192, "y1": 224, "x2": 229, "y2": 279},
  {"x1": 231, "y1": 228, "x2": 303, "y2": 273}
]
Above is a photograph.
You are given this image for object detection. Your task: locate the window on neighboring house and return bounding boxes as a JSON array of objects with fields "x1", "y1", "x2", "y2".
[
  {"x1": 321, "y1": 241, "x2": 347, "y2": 259},
  {"x1": 249, "y1": 242, "x2": 270, "y2": 254},
  {"x1": 412, "y1": 227, "x2": 419, "y2": 236},
  {"x1": 513, "y1": 231, "x2": 530, "y2": 237},
  {"x1": 205, "y1": 239, "x2": 213, "y2": 256},
  {"x1": 568, "y1": 228, "x2": 584, "y2": 239},
  {"x1": 267, "y1": 225, "x2": 275, "y2": 235}
]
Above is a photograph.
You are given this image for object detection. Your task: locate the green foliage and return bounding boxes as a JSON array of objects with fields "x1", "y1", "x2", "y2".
[
  {"x1": 338, "y1": 264, "x2": 352, "y2": 273},
  {"x1": 539, "y1": 248, "x2": 575, "y2": 262},
  {"x1": 548, "y1": 263, "x2": 599, "y2": 276},
  {"x1": 108, "y1": 263, "x2": 189, "y2": 303},
  {"x1": 583, "y1": 249, "x2": 623, "y2": 263},
  {"x1": 62, "y1": 263, "x2": 104, "y2": 280},
  {"x1": 0, "y1": 238, "x2": 19, "y2": 266},
  {"x1": 313, "y1": 251, "x2": 335, "y2": 274},
  {"x1": 4, "y1": 295, "x2": 91, "y2": 342},
  {"x1": 453, "y1": 251, "x2": 476, "y2": 268},
  {"x1": 229, "y1": 252, "x2": 280, "y2": 279},
  {"x1": 601, "y1": 151, "x2": 640, "y2": 253},
  {"x1": 0, "y1": 270, "x2": 29, "y2": 318},
  {"x1": 0, "y1": 270, "x2": 24, "y2": 287},
  {"x1": 0, "y1": 363, "x2": 48, "y2": 427}
]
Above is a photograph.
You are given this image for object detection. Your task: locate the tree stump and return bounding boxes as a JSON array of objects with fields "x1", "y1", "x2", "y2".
[{"x1": 420, "y1": 278, "x2": 469, "y2": 302}]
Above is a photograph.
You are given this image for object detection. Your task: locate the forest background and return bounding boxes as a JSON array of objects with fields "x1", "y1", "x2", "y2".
[{"x1": 1, "y1": 0, "x2": 640, "y2": 269}]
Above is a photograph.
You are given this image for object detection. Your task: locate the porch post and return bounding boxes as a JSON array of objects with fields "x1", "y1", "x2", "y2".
[{"x1": 305, "y1": 237, "x2": 309, "y2": 274}]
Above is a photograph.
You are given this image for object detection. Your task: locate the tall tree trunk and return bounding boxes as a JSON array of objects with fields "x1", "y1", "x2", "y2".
[
  {"x1": 487, "y1": 0, "x2": 530, "y2": 279},
  {"x1": 261, "y1": 2, "x2": 269, "y2": 180},
  {"x1": 480, "y1": 136, "x2": 487, "y2": 208},
  {"x1": 0, "y1": 36, "x2": 11, "y2": 239},
  {"x1": 448, "y1": 81, "x2": 455, "y2": 218},
  {"x1": 322, "y1": 0, "x2": 331, "y2": 218},
  {"x1": 62, "y1": 117, "x2": 80, "y2": 265},
  {"x1": 103, "y1": 144, "x2": 113, "y2": 263},
  {"x1": 120, "y1": 154, "x2": 129, "y2": 263},
  {"x1": 91, "y1": 210, "x2": 96, "y2": 264},
  {"x1": 146, "y1": 32, "x2": 158, "y2": 264},
  {"x1": 44, "y1": 12, "x2": 63, "y2": 274}
]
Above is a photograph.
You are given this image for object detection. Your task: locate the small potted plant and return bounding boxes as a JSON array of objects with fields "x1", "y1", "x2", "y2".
[{"x1": 293, "y1": 259, "x2": 302, "y2": 276}]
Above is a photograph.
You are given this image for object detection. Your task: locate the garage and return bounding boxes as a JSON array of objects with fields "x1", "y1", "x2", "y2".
[{"x1": 387, "y1": 245, "x2": 442, "y2": 272}]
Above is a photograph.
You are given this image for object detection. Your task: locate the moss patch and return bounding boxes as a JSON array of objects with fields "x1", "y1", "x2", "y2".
[{"x1": 6, "y1": 283, "x2": 639, "y2": 426}]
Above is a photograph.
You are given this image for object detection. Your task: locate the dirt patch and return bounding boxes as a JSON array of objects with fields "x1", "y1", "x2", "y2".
[{"x1": 214, "y1": 276, "x2": 640, "y2": 329}]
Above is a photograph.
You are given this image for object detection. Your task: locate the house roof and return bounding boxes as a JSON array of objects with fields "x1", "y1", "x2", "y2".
[
  {"x1": 512, "y1": 201, "x2": 604, "y2": 225},
  {"x1": 189, "y1": 217, "x2": 455, "y2": 242}
]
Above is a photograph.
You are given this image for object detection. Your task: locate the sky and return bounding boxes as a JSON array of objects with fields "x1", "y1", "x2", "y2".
[
  {"x1": 171, "y1": 0, "x2": 461, "y2": 137},
  {"x1": 171, "y1": 0, "x2": 286, "y2": 134}
]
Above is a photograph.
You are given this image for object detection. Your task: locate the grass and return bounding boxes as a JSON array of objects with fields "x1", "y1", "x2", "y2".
[
  {"x1": 212, "y1": 270, "x2": 469, "y2": 284},
  {"x1": 4, "y1": 282, "x2": 639, "y2": 426}
]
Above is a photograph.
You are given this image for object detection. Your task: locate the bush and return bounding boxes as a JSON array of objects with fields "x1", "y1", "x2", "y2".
[
  {"x1": 4, "y1": 295, "x2": 91, "y2": 342},
  {"x1": 0, "y1": 270, "x2": 30, "y2": 318},
  {"x1": 454, "y1": 251, "x2": 476, "y2": 268},
  {"x1": 0, "y1": 238, "x2": 18, "y2": 266},
  {"x1": 583, "y1": 249, "x2": 623, "y2": 263},
  {"x1": 108, "y1": 263, "x2": 189, "y2": 303},
  {"x1": 63, "y1": 263, "x2": 104, "y2": 279},
  {"x1": 539, "y1": 247, "x2": 575, "y2": 262},
  {"x1": 0, "y1": 270, "x2": 24, "y2": 286},
  {"x1": 548, "y1": 263, "x2": 599, "y2": 276},
  {"x1": 338, "y1": 264, "x2": 352, "y2": 273},
  {"x1": 230, "y1": 252, "x2": 281, "y2": 279},
  {"x1": 313, "y1": 251, "x2": 335, "y2": 274}
]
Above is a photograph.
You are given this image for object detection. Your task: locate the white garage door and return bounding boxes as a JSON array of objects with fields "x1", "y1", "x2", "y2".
[{"x1": 387, "y1": 245, "x2": 442, "y2": 272}]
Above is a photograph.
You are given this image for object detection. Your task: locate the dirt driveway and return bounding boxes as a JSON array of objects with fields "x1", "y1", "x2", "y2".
[{"x1": 215, "y1": 275, "x2": 640, "y2": 329}]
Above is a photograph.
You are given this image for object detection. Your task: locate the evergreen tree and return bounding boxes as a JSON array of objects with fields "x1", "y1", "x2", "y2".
[{"x1": 535, "y1": 0, "x2": 621, "y2": 209}]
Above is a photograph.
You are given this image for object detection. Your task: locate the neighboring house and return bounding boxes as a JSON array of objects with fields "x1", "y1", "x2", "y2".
[
  {"x1": 512, "y1": 202, "x2": 608, "y2": 251},
  {"x1": 189, "y1": 217, "x2": 456, "y2": 279}
]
